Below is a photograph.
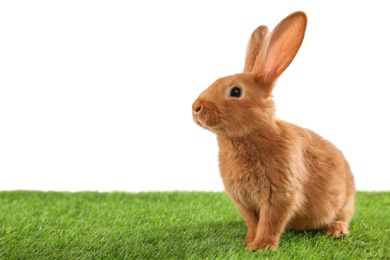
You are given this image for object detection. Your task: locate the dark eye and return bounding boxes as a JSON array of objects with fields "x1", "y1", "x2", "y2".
[{"x1": 229, "y1": 86, "x2": 242, "y2": 98}]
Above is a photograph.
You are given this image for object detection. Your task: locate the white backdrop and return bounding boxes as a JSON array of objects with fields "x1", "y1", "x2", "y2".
[{"x1": 1, "y1": 1, "x2": 389, "y2": 192}]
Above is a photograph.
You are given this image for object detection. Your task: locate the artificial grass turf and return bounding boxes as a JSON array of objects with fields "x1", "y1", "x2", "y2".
[{"x1": 0, "y1": 191, "x2": 389, "y2": 259}]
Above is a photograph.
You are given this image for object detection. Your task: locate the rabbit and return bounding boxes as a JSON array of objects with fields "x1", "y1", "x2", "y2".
[{"x1": 192, "y1": 11, "x2": 355, "y2": 250}]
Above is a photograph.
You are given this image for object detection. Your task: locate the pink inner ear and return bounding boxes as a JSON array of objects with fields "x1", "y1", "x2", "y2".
[
  {"x1": 265, "y1": 36, "x2": 296, "y2": 80},
  {"x1": 265, "y1": 52, "x2": 280, "y2": 79},
  {"x1": 263, "y1": 13, "x2": 307, "y2": 82},
  {"x1": 265, "y1": 51, "x2": 295, "y2": 80}
]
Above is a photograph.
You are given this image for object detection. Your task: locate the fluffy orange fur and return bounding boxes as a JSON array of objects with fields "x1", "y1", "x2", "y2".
[{"x1": 192, "y1": 11, "x2": 355, "y2": 250}]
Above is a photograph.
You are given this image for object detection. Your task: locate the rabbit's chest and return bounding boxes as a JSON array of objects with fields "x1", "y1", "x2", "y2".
[
  {"x1": 216, "y1": 135, "x2": 294, "y2": 207},
  {"x1": 219, "y1": 153, "x2": 271, "y2": 208}
]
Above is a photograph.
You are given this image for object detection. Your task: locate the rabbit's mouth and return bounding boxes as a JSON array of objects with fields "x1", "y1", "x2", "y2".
[
  {"x1": 192, "y1": 111, "x2": 220, "y2": 133},
  {"x1": 193, "y1": 111, "x2": 217, "y2": 132},
  {"x1": 192, "y1": 99, "x2": 221, "y2": 128}
]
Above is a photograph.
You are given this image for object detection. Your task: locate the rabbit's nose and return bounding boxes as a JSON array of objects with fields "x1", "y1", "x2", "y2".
[{"x1": 192, "y1": 100, "x2": 202, "y2": 113}]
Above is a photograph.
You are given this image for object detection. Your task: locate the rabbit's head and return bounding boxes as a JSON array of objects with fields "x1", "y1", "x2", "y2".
[{"x1": 192, "y1": 11, "x2": 307, "y2": 137}]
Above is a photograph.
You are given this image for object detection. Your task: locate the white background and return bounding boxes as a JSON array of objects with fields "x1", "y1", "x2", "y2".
[{"x1": 1, "y1": 1, "x2": 389, "y2": 192}]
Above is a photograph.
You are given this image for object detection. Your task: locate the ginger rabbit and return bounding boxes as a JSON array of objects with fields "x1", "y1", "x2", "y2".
[{"x1": 192, "y1": 11, "x2": 355, "y2": 250}]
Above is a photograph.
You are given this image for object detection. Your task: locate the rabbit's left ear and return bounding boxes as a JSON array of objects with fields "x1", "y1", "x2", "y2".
[
  {"x1": 244, "y1": 25, "x2": 269, "y2": 73},
  {"x1": 254, "y1": 11, "x2": 307, "y2": 89}
]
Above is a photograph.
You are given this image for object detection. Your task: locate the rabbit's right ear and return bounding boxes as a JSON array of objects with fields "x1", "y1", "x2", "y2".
[
  {"x1": 244, "y1": 25, "x2": 269, "y2": 73},
  {"x1": 252, "y1": 11, "x2": 307, "y2": 94}
]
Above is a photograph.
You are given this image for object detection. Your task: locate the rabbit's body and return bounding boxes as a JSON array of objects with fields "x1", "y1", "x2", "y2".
[
  {"x1": 192, "y1": 11, "x2": 355, "y2": 250},
  {"x1": 218, "y1": 120, "x2": 354, "y2": 231}
]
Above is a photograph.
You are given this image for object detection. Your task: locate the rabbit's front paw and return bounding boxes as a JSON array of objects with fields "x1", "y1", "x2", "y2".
[
  {"x1": 246, "y1": 238, "x2": 278, "y2": 251},
  {"x1": 323, "y1": 221, "x2": 349, "y2": 238}
]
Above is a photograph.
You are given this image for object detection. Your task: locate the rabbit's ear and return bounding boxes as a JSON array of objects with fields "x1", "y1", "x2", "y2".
[
  {"x1": 254, "y1": 11, "x2": 307, "y2": 89},
  {"x1": 244, "y1": 25, "x2": 269, "y2": 73}
]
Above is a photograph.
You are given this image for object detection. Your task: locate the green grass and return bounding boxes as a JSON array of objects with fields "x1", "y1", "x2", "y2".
[{"x1": 0, "y1": 191, "x2": 389, "y2": 259}]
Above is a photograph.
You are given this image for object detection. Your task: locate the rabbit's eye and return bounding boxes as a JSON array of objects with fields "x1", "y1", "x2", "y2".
[{"x1": 229, "y1": 86, "x2": 242, "y2": 98}]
